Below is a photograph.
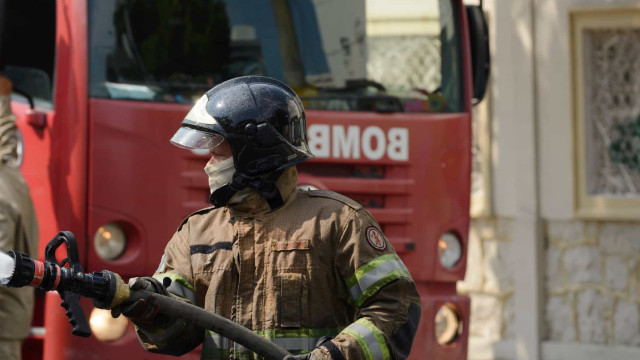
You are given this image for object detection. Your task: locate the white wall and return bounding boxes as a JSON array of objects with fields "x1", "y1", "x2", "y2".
[{"x1": 469, "y1": 0, "x2": 640, "y2": 359}]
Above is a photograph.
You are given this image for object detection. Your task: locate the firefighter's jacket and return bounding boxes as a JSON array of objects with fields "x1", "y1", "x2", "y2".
[
  {"x1": 0, "y1": 95, "x2": 39, "y2": 340},
  {"x1": 137, "y1": 167, "x2": 421, "y2": 359}
]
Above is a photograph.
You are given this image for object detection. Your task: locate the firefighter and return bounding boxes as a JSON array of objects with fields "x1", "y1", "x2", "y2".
[
  {"x1": 116, "y1": 76, "x2": 421, "y2": 359},
  {"x1": 0, "y1": 75, "x2": 39, "y2": 360}
]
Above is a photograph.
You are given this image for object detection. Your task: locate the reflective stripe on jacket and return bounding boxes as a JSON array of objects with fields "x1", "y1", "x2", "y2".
[{"x1": 136, "y1": 167, "x2": 421, "y2": 359}]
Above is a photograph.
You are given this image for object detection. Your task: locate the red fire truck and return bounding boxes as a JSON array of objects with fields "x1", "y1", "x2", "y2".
[{"x1": 0, "y1": 0, "x2": 488, "y2": 359}]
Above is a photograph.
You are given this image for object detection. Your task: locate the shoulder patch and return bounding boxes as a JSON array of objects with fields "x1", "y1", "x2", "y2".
[
  {"x1": 176, "y1": 205, "x2": 218, "y2": 231},
  {"x1": 366, "y1": 226, "x2": 387, "y2": 251},
  {"x1": 307, "y1": 190, "x2": 362, "y2": 210}
]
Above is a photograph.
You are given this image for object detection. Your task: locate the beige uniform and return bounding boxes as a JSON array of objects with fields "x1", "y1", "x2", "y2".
[
  {"x1": 138, "y1": 167, "x2": 421, "y2": 360},
  {"x1": 0, "y1": 96, "x2": 39, "y2": 360}
]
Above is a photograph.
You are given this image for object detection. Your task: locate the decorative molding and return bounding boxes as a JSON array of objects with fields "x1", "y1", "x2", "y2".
[{"x1": 571, "y1": 6, "x2": 640, "y2": 219}]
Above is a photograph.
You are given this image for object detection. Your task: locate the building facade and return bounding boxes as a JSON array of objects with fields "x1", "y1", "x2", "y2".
[{"x1": 457, "y1": 1, "x2": 640, "y2": 359}]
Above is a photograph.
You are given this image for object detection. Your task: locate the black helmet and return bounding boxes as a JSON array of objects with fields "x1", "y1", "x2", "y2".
[{"x1": 170, "y1": 76, "x2": 314, "y2": 207}]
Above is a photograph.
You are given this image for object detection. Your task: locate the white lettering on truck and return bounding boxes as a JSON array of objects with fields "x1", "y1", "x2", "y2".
[{"x1": 307, "y1": 124, "x2": 409, "y2": 161}]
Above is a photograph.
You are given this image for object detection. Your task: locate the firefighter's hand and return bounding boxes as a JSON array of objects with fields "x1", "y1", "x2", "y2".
[
  {"x1": 0, "y1": 76, "x2": 12, "y2": 96},
  {"x1": 111, "y1": 277, "x2": 171, "y2": 326}
]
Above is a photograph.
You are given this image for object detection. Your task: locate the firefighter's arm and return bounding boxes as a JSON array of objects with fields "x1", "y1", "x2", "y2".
[
  {"x1": 0, "y1": 76, "x2": 18, "y2": 166},
  {"x1": 319, "y1": 209, "x2": 421, "y2": 360},
  {"x1": 132, "y1": 227, "x2": 205, "y2": 356},
  {"x1": 0, "y1": 201, "x2": 18, "y2": 252},
  {"x1": 0, "y1": 76, "x2": 12, "y2": 117}
]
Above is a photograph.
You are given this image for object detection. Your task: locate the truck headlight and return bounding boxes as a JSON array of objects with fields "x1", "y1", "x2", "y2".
[
  {"x1": 435, "y1": 303, "x2": 461, "y2": 345},
  {"x1": 94, "y1": 223, "x2": 127, "y2": 261},
  {"x1": 89, "y1": 308, "x2": 128, "y2": 342},
  {"x1": 438, "y1": 232, "x2": 462, "y2": 269}
]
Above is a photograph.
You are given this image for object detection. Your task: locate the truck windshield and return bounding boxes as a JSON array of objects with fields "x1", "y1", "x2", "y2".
[{"x1": 88, "y1": 0, "x2": 462, "y2": 113}]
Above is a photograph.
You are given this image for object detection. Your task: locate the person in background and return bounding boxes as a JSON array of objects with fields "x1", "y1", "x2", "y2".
[
  {"x1": 0, "y1": 75, "x2": 39, "y2": 360},
  {"x1": 114, "y1": 76, "x2": 421, "y2": 360}
]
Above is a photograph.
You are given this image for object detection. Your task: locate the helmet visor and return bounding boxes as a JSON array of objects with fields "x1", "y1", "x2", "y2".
[{"x1": 170, "y1": 127, "x2": 225, "y2": 150}]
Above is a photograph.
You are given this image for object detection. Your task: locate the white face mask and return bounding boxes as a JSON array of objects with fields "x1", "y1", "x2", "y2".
[{"x1": 204, "y1": 157, "x2": 235, "y2": 194}]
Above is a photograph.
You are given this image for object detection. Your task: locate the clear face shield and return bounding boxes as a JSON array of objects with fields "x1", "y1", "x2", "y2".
[
  {"x1": 170, "y1": 127, "x2": 225, "y2": 151},
  {"x1": 170, "y1": 94, "x2": 225, "y2": 151}
]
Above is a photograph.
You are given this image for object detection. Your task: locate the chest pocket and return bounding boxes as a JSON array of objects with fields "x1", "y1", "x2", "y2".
[
  {"x1": 271, "y1": 239, "x2": 311, "y2": 270},
  {"x1": 275, "y1": 272, "x2": 307, "y2": 328},
  {"x1": 271, "y1": 239, "x2": 311, "y2": 327}
]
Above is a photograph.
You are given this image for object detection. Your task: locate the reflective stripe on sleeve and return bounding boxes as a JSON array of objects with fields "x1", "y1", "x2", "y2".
[
  {"x1": 346, "y1": 254, "x2": 412, "y2": 307},
  {"x1": 341, "y1": 319, "x2": 391, "y2": 360},
  {"x1": 153, "y1": 272, "x2": 197, "y2": 304}
]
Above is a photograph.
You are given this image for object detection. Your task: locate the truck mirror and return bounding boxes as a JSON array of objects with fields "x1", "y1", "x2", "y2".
[
  {"x1": 3, "y1": 65, "x2": 52, "y2": 109},
  {"x1": 466, "y1": 5, "x2": 490, "y2": 105}
]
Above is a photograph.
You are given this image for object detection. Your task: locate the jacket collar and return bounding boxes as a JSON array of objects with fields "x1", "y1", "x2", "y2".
[{"x1": 227, "y1": 166, "x2": 298, "y2": 216}]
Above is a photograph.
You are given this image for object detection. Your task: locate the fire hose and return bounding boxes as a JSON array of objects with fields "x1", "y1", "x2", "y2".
[{"x1": 0, "y1": 231, "x2": 291, "y2": 360}]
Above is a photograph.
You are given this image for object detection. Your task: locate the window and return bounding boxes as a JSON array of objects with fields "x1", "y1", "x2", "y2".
[
  {"x1": 89, "y1": 0, "x2": 463, "y2": 113},
  {"x1": 572, "y1": 6, "x2": 640, "y2": 219}
]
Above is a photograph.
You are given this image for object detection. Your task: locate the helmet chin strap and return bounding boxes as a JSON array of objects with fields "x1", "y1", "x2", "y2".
[{"x1": 209, "y1": 170, "x2": 284, "y2": 209}]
